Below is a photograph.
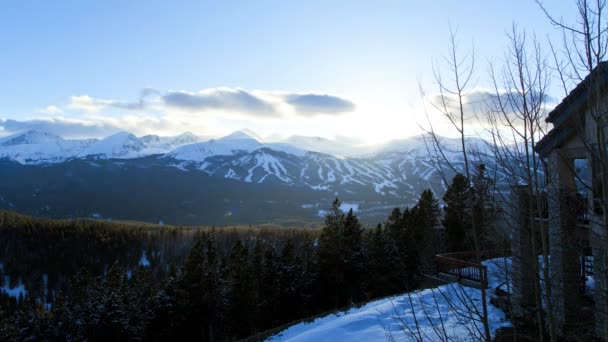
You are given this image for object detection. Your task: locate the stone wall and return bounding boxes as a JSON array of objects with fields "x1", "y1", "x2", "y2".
[{"x1": 511, "y1": 186, "x2": 538, "y2": 318}]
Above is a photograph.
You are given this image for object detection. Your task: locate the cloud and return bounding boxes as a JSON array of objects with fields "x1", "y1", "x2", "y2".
[
  {"x1": 419, "y1": 87, "x2": 556, "y2": 140},
  {"x1": 39, "y1": 105, "x2": 63, "y2": 115},
  {"x1": 61, "y1": 87, "x2": 356, "y2": 118},
  {"x1": 0, "y1": 117, "x2": 121, "y2": 138},
  {"x1": 69, "y1": 95, "x2": 126, "y2": 112},
  {"x1": 285, "y1": 94, "x2": 355, "y2": 115},
  {"x1": 162, "y1": 88, "x2": 277, "y2": 116},
  {"x1": 68, "y1": 89, "x2": 161, "y2": 113},
  {"x1": 0, "y1": 115, "x2": 192, "y2": 139},
  {"x1": 426, "y1": 88, "x2": 553, "y2": 117},
  {"x1": 3, "y1": 87, "x2": 358, "y2": 139}
]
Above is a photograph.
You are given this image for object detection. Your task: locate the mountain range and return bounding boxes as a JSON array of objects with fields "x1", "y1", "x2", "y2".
[{"x1": 0, "y1": 129, "x2": 482, "y2": 225}]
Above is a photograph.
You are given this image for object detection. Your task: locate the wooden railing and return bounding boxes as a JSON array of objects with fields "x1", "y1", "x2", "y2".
[
  {"x1": 436, "y1": 254, "x2": 486, "y2": 284},
  {"x1": 435, "y1": 249, "x2": 511, "y2": 287}
]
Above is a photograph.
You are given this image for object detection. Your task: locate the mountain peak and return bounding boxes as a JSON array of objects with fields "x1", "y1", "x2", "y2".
[
  {"x1": 220, "y1": 129, "x2": 262, "y2": 142},
  {"x1": 177, "y1": 131, "x2": 196, "y2": 138},
  {"x1": 171, "y1": 131, "x2": 200, "y2": 144},
  {"x1": 105, "y1": 131, "x2": 137, "y2": 140},
  {"x1": 79, "y1": 131, "x2": 145, "y2": 158},
  {"x1": 0, "y1": 130, "x2": 63, "y2": 146}
]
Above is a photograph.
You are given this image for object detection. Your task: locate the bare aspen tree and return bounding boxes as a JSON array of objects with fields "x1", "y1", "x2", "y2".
[
  {"x1": 421, "y1": 27, "x2": 493, "y2": 341},
  {"x1": 486, "y1": 25, "x2": 554, "y2": 341}
]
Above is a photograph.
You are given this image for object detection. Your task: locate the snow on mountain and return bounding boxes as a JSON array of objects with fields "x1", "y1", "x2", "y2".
[
  {"x1": 281, "y1": 135, "x2": 357, "y2": 157},
  {"x1": 0, "y1": 130, "x2": 205, "y2": 163},
  {"x1": 139, "y1": 132, "x2": 201, "y2": 154},
  {"x1": 0, "y1": 129, "x2": 491, "y2": 202},
  {"x1": 167, "y1": 143, "x2": 449, "y2": 202},
  {"x1": 168, "y1": 130, "x2": 265, "y2": 162},
  {"x1": 0, "y1": 130, "x2": 95, "y2": 164},
  {"x1": 0, "y1": 130, "x2": 63, "y2": 146},
  {"x1": 277, "y1": 134, "x2": 486, "y2": 159},
  {"x1": 0, "y1": 129, "x2": 455, "y2": 199},
  {"x1": 368, "y1": 135, "x2": 492, "y2": 158},
  {"x1": 264, "y1": 142, "x2": 307, "y2": 157},
  {"x1": 220, "y1": 129, "x2": 263, "y2": 141},
  {"x1": 79, "y1": 132, "x2": 148, "y2": 158}
]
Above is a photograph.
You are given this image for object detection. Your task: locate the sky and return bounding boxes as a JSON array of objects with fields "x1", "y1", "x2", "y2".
[{"x1": 0, "y1": 1, "x2": 577, "y2": 144}]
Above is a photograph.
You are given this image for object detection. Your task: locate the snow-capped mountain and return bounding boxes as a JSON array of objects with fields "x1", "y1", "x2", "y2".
[
  {"x1": 0, "y1": 130, "x2": 202, "y2": 163},
  {"x1": 0, "y1": 130, "x2": 95, "y2": 164},
  {"x1": 0, "y1": 129, "x2": 498, "y2": 224},
  {"x1": 168, "y1": 144, "x2": 447, "y2": 202},
  {"x1": 168, "y1": 130, "x2": 309, "y2": 162},
  {"x1": 139, "y1": 132, "x2": 201, "y2": 154},
  {"x1": 167, "y1": 130, "x2": 265, "y2": 162},
  {"x1": 0, "y1": 129, "x2": 478, "y2": 201},
  {"x1": 281, "y1": 135, "x2": 359, "y2": 157},
  {"x1": 79, "y1": 132, "x2": 147, "y2": 159}
]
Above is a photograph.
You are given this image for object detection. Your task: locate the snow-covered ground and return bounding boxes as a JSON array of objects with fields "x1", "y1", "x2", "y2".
[{"x1": 268, "y1": 258, "x2": 512, "y2": 342}]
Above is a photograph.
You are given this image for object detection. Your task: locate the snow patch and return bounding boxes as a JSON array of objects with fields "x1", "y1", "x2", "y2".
[
  {"x1": 225, "y1": 168, "x2": 239, "y2": 179},
  {"x1": 269, "y1": 258, "x2": 512, "y2": 342},
  {"x1": 374, "y1": 180, "x2": 398, "y2": 194},
  {"x1": 310, "y1": 184, "x2": 329, "y2": 191},
  {"x1": 139, "y1": 250, "x2": 150, "y2": 267}
]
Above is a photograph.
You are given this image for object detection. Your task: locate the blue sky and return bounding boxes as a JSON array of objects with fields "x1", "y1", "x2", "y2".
[{"x1": 0, "y1": 0, "x2": 575, "y2": 143}]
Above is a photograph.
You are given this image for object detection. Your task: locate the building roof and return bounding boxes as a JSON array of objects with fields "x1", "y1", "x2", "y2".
[
  {"x1": 534, "y1": 126, "x2": 573, "y2": 157},
  {"x1": 535, "y1": 62, "x2": 608, "y2": 157}
]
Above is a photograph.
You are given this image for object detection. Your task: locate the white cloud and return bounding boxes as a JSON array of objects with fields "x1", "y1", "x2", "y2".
[
  {"x1": 163, "y1": 88, "x2": 278, "y2": 116},
  {"x1": 67, "y1": 91, "x2": 157, "y2": 113},
  {"x1": 284, "y1": 94, "x2": 355, "y2": 116},
  {"x1": 39, "y1": 105, "x2": 63, "y2": 115},
  {"x1": 2, "y1": 87, "x2": 359, "y2": 140},
  {"x1": 0, "y1": 115, "x2": 197, "y2": 139},
  {"x1": 417, "y1": 87, "x2": 554, "y2": 140},
  {"x1": 425, "y1": 88, "x2": 553, "y2": 118},
  {"x1": 63, "y1": 87, "x2": 355, "y2": 118},
  {"x1": 69, "y1": 95, "x2": 116, "y2": 112}
]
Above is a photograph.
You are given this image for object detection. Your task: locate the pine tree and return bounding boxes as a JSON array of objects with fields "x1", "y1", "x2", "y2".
[
  {"x1": 227, "y1": 240, "x2": 255, "y2": 338},
  {"x1": 411, "y1": 189, "x2": 441, "y2": 275},
  {"x1": 201, "y1": 236, "x2": 223, "y2": 341},
  {"x1": 317, "y1": 199, "x2": 366, "y2": 309},
  {"x1": 126, "y1": 266, "x2": 155, "y2": 338},
  {"x1": 384, "y1": 207, "x2": 412, "y2": 289},
  {"x1": 277, "y1": 238, "x2": 305, "y2": 324},
  {"x1": 175, "y1": 239, "x2": 206, "y2": 339},
  {"x1": 443, "y1": 173, "x2": 471, "y2": 252},
  {"x1": 258, "y1": 243, "x2": 279, "y2": 329},
  {"x1": 401, "y1": 207, "x2": 419, "y2": 288},
  {"x1": 469, "y1": 163, "x2": 494, "y2": 250},
  {"x1": 96, "y1": 261, "x2": 129, "y2": 340},
  {"x1": 148, "y1": 276, "x2": 178, "y2": 340},
  {"x1": 341, "y1": 208, "x2": 366, "y2": 303}
]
